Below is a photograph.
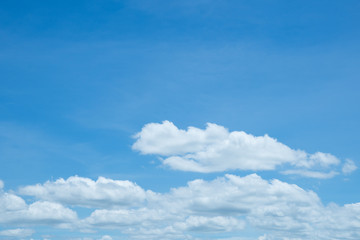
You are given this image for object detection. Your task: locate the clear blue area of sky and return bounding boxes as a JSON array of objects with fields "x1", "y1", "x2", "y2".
[{"x1": 1, "y1": 0, "x2": 360, "y2": 214}]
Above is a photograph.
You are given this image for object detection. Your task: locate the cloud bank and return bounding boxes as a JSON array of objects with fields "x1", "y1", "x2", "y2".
[
  {"x1": 132, "y1": 121, "x2": 352, "y2": 177},
  {"x1": 0, "y1": 174, "x2": 357, "y2": 240},
  {"x1": 0, "y1": 122, "x2": 357, "y2": 239}
]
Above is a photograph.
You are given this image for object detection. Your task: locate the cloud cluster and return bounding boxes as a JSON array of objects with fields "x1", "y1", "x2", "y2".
[
  {"x1": 19, "y1": 176, "x2": 147, "y2": 208},
  {"x1": 132, "y1": 121, "x2": 353, "y2": 177},
  {"x1": 0, "y1": 195, "x2": 77, "y2": 227},
  {"x1": 0, "y1": 121, "x2": 357, "y2": 239},
  {"x1": 0, "y1": 173, "x2": 357, "y2": 240},
  {"x1": 0, "y1": 188, "x2": 77, "y2": 234}
]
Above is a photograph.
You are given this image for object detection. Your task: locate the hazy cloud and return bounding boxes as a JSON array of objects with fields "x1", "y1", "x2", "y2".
[
  {"x1": 281, "y1": 169, "x2": 339, "y2": 179},
  {"x1": 0, "y1": 228, "x2": 34, "y2": 238},
  {"x1": 342, "y1": 159, "x2": 357, "y2": 175}
]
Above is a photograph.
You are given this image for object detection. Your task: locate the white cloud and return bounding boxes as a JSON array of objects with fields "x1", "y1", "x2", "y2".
[
  {"x1": 79, "y1": 173, "x2": 360, "y2": 239},
  {"x1": 0, "y1": 180, "x2": 4, "y2": 189},
  {"x1": 281, "y1": 169, "x2": 339, "y2": 179},
  {"x1": 132, "y1": 121, "x2": 341, "y2": 174},
  {"x1": 82, "y1": 208, "x2": 170, "y2": 227},
  {"x1": 174, "y1": 216, "x2": 245, "y2": 232},
  {"x1": 73, "y1": 173, "x2": 317, "y2": 237},
  {"x1": 19, "y1": 176, "x2": 147, "y2": 208},
  {"x1": 2, "y1": 173, "x2": 359, "y2": 239},
  {"x1": 0, "y1": 191, "x2": 27, "y2": 212},
  {"x1": 100, "y1": 235, "x2": 112, "y2": 240},
  {"x1": 342, "y1": 159, "x2": 357, "y2": 174},
  {"x1": 0, "y1": 188, "x2": 77, "y2": 227},
  {"x1": 0, "y1": 228, "x2": 34, "y2": 238},
  {"x1": 0, "y1": 201, "x2": 78, "y2": 226}
]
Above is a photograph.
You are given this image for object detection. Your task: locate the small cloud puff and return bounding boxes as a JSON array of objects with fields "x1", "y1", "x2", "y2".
[{"x1": 342, "y1": 159, "x2": 357, "y2": 175}]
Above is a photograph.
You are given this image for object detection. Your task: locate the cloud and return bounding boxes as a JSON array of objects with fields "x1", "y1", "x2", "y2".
[
  {"x1": 132, "y1": 121, "x2": 341, "y2": 175},
  {"x1": 100, "y1": 235, "x2": 112, "y2": 240},
  {"x1": 0, "y1": 228, "x2": 34, "y2": 238},
  {"x1": 281, "y1": 170, "x2": 339, "y2": 179},
  {"x1": 174, "y1": 216, "x2": 245, "y2": 232},
  {"x1": 79, "y1": 174, "x2": 360, "y2": 239},
  {"x1": 0, "y1": 191, "x2": 27, "y2": 212},
  {"x1": 2, "y1": 174, "x2": 359, "y2": 239},
  {"x1": 0, "y1": 189, "x2": 77, "y2": 227},
  {"x1": 342, "y1": 159, "x2": 357, "y2": 175},
  {"x1": 19, "y1": 176, "x2": 147, "y2": 208},
  {"x1": 82, "y1": 208, "x2": 171, "y2": 228},
  {"x1": 0, "y1": 201, "x2": 78, "y2": 226}
]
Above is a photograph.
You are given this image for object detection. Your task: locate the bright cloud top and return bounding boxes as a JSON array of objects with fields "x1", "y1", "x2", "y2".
[{"x1": 132, "y1": 121, "x2": 349, "y2": 177}]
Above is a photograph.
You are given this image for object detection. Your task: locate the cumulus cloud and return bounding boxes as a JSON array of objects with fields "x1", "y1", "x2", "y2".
[
  {"x1": 78, "y1": 174, "x2": 359, "y2": 239},
  {"x1": 0, "y1": 228, "x2": 34, "y2": 238},
  {"x1": 0, "y1": 173, "x2": 358, "y2": 239},
  {"x1": 19, "y1": 176, "x2": 147, "y2": 208},
  {"x1": 0, "y1": 201, "x2": 77, "y2": 226},
  {"x1": 0, "y1": 191, "x2": 27, "y2": 212},
  {"x1": 132, "y1": 121, "x2": 342, "y2": 176},
  {"x1": 0, "y1": 189, "x2": 77, "y2": 227},
  {"x1": 64, "y1": 173, "x2": 320, "y2": 238}
]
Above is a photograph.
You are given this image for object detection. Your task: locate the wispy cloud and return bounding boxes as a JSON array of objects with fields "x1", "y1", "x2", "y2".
[
  {"x1": 342, "y1": 159, "x2": 357, "y2": 175},
  {"x1": 0, "y1": 228, "x2": 34, "y2": 238},
  {"x1": 281, "y1": 169, "x2": 339, "y2": 179}
]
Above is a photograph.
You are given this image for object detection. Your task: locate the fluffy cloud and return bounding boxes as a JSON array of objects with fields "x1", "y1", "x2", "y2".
[
  {"x1": 0, "y1": 200, "x2": 77, "y2": 226},
  {"x1": 0, "y1": 191, "x2": 27, "y2": 212},
  {"x1": 19, "y1": 176, "x2": 147, "y2": 208},
  {"x1": 0, "y1": 228, "x2": 34, "y2": 238},
  {"x1": 0, "y1": 189, "x2": 77, "y2": 227},
  {"x1": 132, "y1": 121, "x2": 343, "y2": 176},
  {"x1": 76, "y1": 174, "x2": 359, "y2": 239},
  {"x1": 1, "y1": 173, "x2": 358, "y2": 239}
]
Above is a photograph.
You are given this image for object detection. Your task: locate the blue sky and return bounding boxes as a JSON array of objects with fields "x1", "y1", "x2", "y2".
[{"x1": 0, "y1": 0, "x2": 360, "y2": 239}]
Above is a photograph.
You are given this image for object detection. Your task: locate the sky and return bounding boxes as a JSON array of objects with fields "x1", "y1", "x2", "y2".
[{"x1": 0, "y1": 0, "x2": 360, "y2": 239}]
